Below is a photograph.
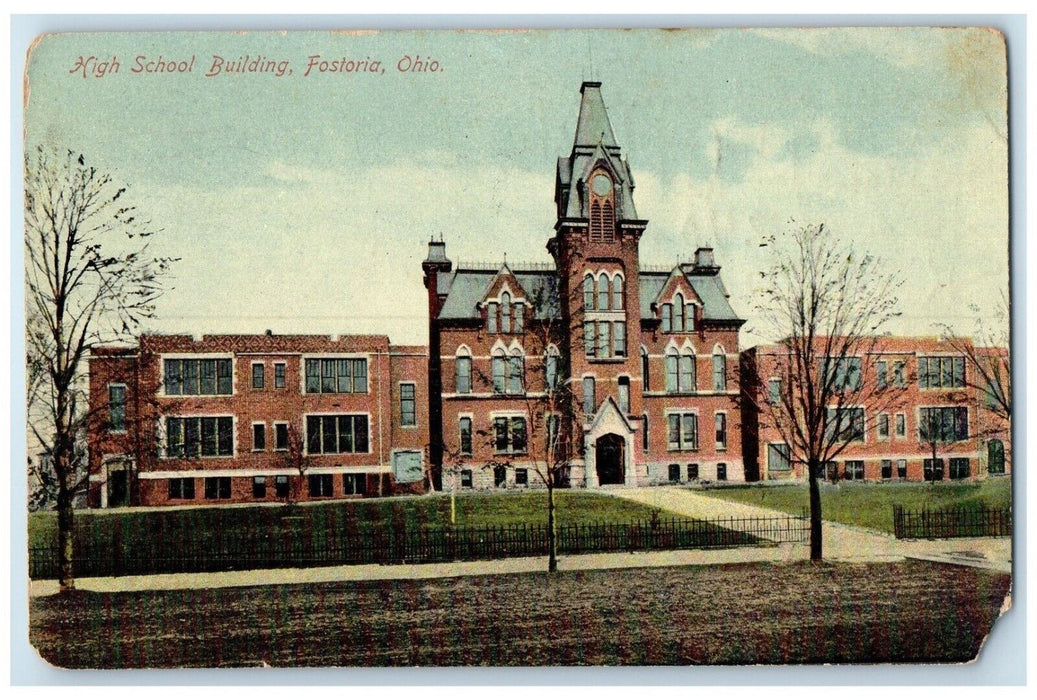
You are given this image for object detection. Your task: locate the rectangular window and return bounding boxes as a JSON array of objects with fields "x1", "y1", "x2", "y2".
[
  {"x1": 715, "y1": 413, "x2": 727, "y2": 448},
  {"x1": 897, "y1": 459, "x2": 907, "y2": 479},
  {"x1": 919, "y1": 406, "x2": 969, "y2": 443},
  {"x1": 545, "y1": 354, "x2": 559, "y2": 390},
  {"x1": 844, "y1": 460, "x2": 865, "y2": 481},
  {"x1": 507, "y1": 355, "x2": 524, "y2": 395},
  {"x1": 768, "y1": 378, "x2": 781, "y2": 406},
  {"x1": 456, "y1": 356, "x2": 472, "y2": 394},
  {"x1": 679, "y1": 355, "x2": 695, "y2": 393},
  {"x1": 665, "y1": 354, "x2": 678, "y2": 393},
  {"x1": 252, "y1": 423, "x2": 266, "y2": 451},
  {"x1": 492, "y1": 416, "x2": 527, "y2": 455},
  {"x1": 460, "y1": 469, "x2": 473, "y2": 488},
  {"x1": 688, "y1": 463, "x2": 699, "y2": 481},
  {"x1": 767, "y1": 443, "x2": 791, "y2": 472},
  {"x1": 613, "y1": 321, "x2": 626, "y2": 357},
  {"x1": 713, "y1": 353, "x2": 727, "y2": 391},
  {"x1": 667, "y1": 412, "x2": 698, "y2": 451},
  {"x1": 108, "y1": 384, "x2": 126, "y2": 432},
  {"x1": 668, "y1": 464, "x2": 681, "y2": 483},
  {"x1": 877, "y1": 413, "x2": 890, "y2": 440},
  {"x1": 513, "y1": 303, "x2": 524, "y2": 333},
  {"x1": 164, "y1": 358, "x2": 233, "y2": 396},
  {"x1": 597, "y1": 321, "x2": 610, "y2": 359},
  {"x1": 400, "y1": 383, "x2": 417, "y2": 426},
  {"x1": 274, "y1": 362, "x2": 286, "y2": 389},
  {"x1": 165, "y1": 416, "x2": 234, "y2": 458},
  {"x1": 343, "y1": 473, "x2": 367, "y2": 495},
  {"x1": 949, "y1": 458, "x2": 970, "y2": 480},
  {"x1": 492, "y1": 356, "x2": 506, "y2": 394},
  {"x1": 303, "y1": 358, "x2": 368, "y2": 394},
  {"x1": 583, "y1": 377, "x2": 596, "y2": 415},
  {"x1": 305, "y1": 414, "x2": 369, "y2": 454},
  {"x1": 274, "y1": 423, "x2": 289, "y2": 451},
  {"x1": 308, "y1": 474, "x2": 335, "y2": 497},
  {"x1": 515, "y1": 468, "x2": 528, "y2": 486},
  {"x1": 459, "y1": 417, "x2": 473, "y2": 456},
  {"x1": 204, "y1": 476, "x2": 231, "y2": 500},
  {"x1": 825, "y1": 407, "x2": 866, "y2": 443},
  {"x1": 895, "y1": 413, "x2": 907, "y2": 438},
  {"x1": 584, "y1": 321, "x2": 595, "y2": 358},
  {"x1": 547, "y1": 414, "x2": 560, "y2": 457},
  {"x1": 641, "y1": 414, "x2": 649, "y2": 453},
  {"x1": 618, "y1": 377, "x2": 630, "y2": 414},
  {"x1": 252, "y1": 476, "x2": 266, "y2": 498},
  {"x1": 167, "y1": 478, "x2": 195, "y2": 499},
  {"x1": 893, "y1": 361, "x2": 906, "y2": 388},
  {"x1": 923, "y1": 458, "x2": 945, "y2": 481},
  {"x1": 823, "y1": 357, "x2": 862, "y2": 392},
  {"x1": 716, "y1": 464, "x2": 727, "y2": 481},
  {"x1": 661, "y1": 303, "x2": 672, "y2": 333},
  {"x1": 275, "y1": 475, "x2": 289, "y2": 498},
  {"x1": 881, "y1": 459, "x2": 893, "y2": 480},
  {"x1": 251, "y1": 363, "x2": 265, "y2": 390},
  {"x1": 487, "y1": 302, "x2": 499, "y2": 333},
  {"x1": 876, "y1": 360, "x2": 888, "y2": 389},
  {"x1": 919, "y1": 356, "x2": 966, "y2": 389},
  {"x1": 494, "y1": 465, "x2": 507, "y2": 488}
]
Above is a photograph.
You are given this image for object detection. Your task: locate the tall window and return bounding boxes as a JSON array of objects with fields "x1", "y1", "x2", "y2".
[
  {"x1": 305, "y1": 415, "x2": 369, "y2": 454},
  {"x1": 166, "y1": 416, "x2": 234, "y2": 458},
  {"x1": 618, "y1": 377, "x2": 631, "y2": 413},
  {"x1": 487, "y1": 302, "x2": 499, "y2": 333},
  {"x1": 597, "y1": 322, "x2": 611, "y2": 358},
  {"x1": 513, "y1": 301, "x2": 524, "y2": 333},
  {"x1": 274, "y1": 362, "x2": 286, "y2": 389},
  {"x1": 584, "y1": 321, "x2": 595, "y2": 357},
  {"x1": 459, "y1": 417, "x2": 473, "y2": 456},
  {"x1": 252, "y1": 423, "x2": 266, "y2": 451},
  {"x1": 661, "y1": 303, "x2": 672, "y2": 333},
  {"x1": 501, "y1": 292, "x2": 512, "y2": 333},
  {"x1": 825, "y1": 407, "x2": 866, "y2": 443},
  {"x1": 456, "y1": 354, "x2": 472, "y2": 394},
  {"x1": 545, "y1": 350, "x2": 559, "y2": 390},
  {"x1": 712, "y1": 350, "x2": 727, "y2": 391},
  {"x1": 919, "y1": 356, "x2": 965, "y2": 389},
  {"x1": 613, "y1": 321, "x2": 626, "y2": 358},
  {"x1": 715, "y1": 413, "x2": 727, "y2": 448},
  {"x1": 584, "y1": 274, "x2": 595, "y2": 310},
  {"x1": 767, "y1": 443, "x2": 790, "y2": 472},
  {"x1": 597, "y1": 272, "x2": 609, "y2": 310},
  {"x1": 612, "y1": 275, "x2": 624, "y2": 310},
  {"x1": 400, "y1": 383, "x2": 416, "y2": 426},
  {"x1": 546, "y1": 414, "x2": 559, "y2": 457},
  {"x1": 108, "y1": 384, "x2": 126, "y2": 432},
  {"x1": 305, "y1": 358, "x2": 367, "y2": 394},
  {"x1": 274, "y1": 423, "x2": 289, "y2": 451},
  {"x1": 251, "y1": 363, "x2": 265, "y2": 389},
  {"x1": 823, "y1": 357, "x2": 862, "y2": 392},
  {"x1": 666, "y1": 350, "x2": 696, "y2": 393},
  {"x1": 508, "y1": 351, "x2": 524, "y2": 395},
  {"x1": 492, "y1": 352, "x2": 506, "y2": 394},
  {"x1": 876, "y1": 360, "x2": 888, "y2": 389},
  {"x1": 673, "y1": 294, "x2": 685, "y2": 332},
  {"x1": 877, "y1": 413, "x2": 890, "y2": 440},
  {"x1": 164, "y1": 358, "x2": 233, "y2": 396},
  {"x1": 641, "y1": 348, "x2": 650, "y2": 391},
  {"x1": 893, "y1": 361, "x2": 906, "y2": 387},
  {"x1": 895, "y1": 413, "x2": 907, "y2": 438},
  {"x1": 582, "y1": 377, "x2": 596, "y2": 415},
  {"x1": 768, "y1": 378, "x2": 781, "y2": 405},
  {"x1": 493, "y1": 417, "x2": 527, "y2": 455},
  {"x1": 667, "y1": 412, "x2": 698, "y2": 451},
  {"x1": 642, "y1": 414, "x2": 649, "y2": 453}
]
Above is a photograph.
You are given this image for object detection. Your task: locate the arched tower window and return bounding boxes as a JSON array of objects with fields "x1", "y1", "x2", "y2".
[
  {"x1": 583, "y1": 274, "x2": 595, "y2": 310},
  {"x1": 597, "y1": 272, "x2": 610, "y2": 310},
  {"x1": 612, "y1": 274, "x2": 624, "y2": 310},
  {"x1": 589, "y1": 171, "x2": 615, "y2": 243}
]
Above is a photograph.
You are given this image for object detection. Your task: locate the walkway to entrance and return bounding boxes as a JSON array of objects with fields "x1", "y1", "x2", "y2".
[{"x1": 610, "y1": 487, "x2": 1012, "y2": 573}]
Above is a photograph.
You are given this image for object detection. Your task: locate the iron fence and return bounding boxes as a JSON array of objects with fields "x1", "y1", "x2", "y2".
[
  {"x1": 29, "y1": 514, "x2": 808, "y2": 580},
  {"x1": 892, "y1": 504, "x2": 1012, "y2": 540}
]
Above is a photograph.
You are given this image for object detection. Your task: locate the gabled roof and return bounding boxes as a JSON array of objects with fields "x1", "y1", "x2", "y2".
[
  {"x1": 639, "y1": 269, "x2": 742, "y2": 323},
  {"x1": 437, "y1": 269, "x2": 560, "y2": 320}
]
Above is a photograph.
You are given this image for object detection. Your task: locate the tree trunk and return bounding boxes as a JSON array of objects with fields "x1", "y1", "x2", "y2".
[
  {"x1": 547, "y1": 480, "x2": 558, "y2": 573},
  {"x1": 807, "y1": 457, "x2": 823, "y2": 563},
  {"x1": 55, "y1": 463, "x2": 75, "y2": 592}
]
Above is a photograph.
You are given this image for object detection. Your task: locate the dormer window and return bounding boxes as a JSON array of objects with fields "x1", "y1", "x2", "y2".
[
  {"x1": 485, "y1": 293, "x2": 525, "y2": 334},
  {"x1": 660, "y1": 292, "x2": 696, "y2": 333},
  {"x1": 487, "y1": 302, "x2": 499, "y2": 333}
]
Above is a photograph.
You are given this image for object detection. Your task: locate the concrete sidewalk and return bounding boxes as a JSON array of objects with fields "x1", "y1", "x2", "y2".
[{"x1": 611, "y1": 487, "x2": 1012, "y2": 573}]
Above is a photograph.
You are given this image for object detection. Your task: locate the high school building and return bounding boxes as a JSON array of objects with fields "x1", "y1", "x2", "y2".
[{"x1": 84, "y1": 82, "x2": 1009, "y2": 508}]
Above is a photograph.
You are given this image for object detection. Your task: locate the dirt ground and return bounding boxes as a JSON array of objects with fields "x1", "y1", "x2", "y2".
[{"x1": 29, "y1": 560, "x2": 1010, "y2": 668}]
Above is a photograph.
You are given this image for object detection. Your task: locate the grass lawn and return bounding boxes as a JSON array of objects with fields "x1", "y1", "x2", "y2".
[
  {"x1": 29, "y1": 491, "x2": 673, "y2": 554},
  {"x1": 29, "y1": 560, "x2": 1010, "y2": 667},
  {"x1": 699, "y1": 477, "x2": 1012, "y2": 533}
]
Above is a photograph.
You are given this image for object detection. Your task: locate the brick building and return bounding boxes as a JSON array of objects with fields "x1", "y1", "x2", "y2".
[
  {"x1": 740, "y1": 337, "x2": 1011, "y2": 483},
  {"x1": 87, "y1": 333, "x2": 428, "y2": 507},
  {"x1": 423, "y1": 82, "x2": 746, "y2": 491}
]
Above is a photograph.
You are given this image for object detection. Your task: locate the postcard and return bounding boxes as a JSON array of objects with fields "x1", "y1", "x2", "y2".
[{"x1": 22, "y1": 26, "x2": 1012, "y2": 670}]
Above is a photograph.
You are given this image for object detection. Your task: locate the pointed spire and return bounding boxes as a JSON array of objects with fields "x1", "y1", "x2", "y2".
[{"x1": 573, "y1": 82, "x2": 618, "y2": 150}]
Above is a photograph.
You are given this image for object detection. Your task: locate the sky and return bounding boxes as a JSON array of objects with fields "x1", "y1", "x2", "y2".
[{"x1": 23, "y1": 27, "x2": 1009, "y2": 347}]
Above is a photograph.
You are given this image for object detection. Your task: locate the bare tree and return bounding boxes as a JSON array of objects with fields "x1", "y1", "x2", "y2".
[
  {"x1": 939, "y1": 297, "x2": 1011, "y2": 423},
  {"x1": 281, "y1": 423, "x2": 314, "y2": 507},
  {"x1": 24, "y1": 145, "x2": 175, "y2": 592},
  {"x1": 750, "y1": 222, "x2": 904, "y2": 562}
]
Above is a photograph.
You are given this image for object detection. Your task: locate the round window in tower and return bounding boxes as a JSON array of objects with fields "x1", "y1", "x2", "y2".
[{"x1": 591, "y1": 173, "x2": 613, "y2": 197}]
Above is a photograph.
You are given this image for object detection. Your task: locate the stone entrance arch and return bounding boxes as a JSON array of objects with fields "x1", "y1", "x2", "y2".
[{"x1": 595, "y1": 433, "x2": 626, "y2": 485}]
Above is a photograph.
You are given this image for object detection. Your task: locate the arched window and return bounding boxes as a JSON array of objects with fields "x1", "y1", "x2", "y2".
[
  {"x1": 597, "y1": 272, "x2": 610, "y2": 310},
  {"x1": 513, "y1": 301, "x2": 524, "y2": 333},
  {"x1": 641, "y1": 413, "x2": 649, "y2": 453},
  {"x1": 666, "y1": 348, "x2": 696, "y2": 394},
  {"x1": 501, "y1": 292, "x2": 512, "y2": 334},
  {"x1": 508, "y1": 349, "x2": 524, "y2": 395},
  {"x1": 641, "y1": 347, "x2": 650, "y2": 391},
  {"x1": 582, "y1": 376, "x2": 596, "y2": 415},
  {"x1": 545, "y1": 347, "x2": 560, "y2": 390},
  {"x1": 673, "y1": 294, "x2": 685, "y2": 332},
  {"x1": 455, "y1": 349, "x2": 472, "y2": 394},
  {"x1": 685, "y1": 300, "x2": 695, "y2": 331},
  {"x1": 487, "y1": 302, "x2": 499, "y2": 334},
  {"x1": 665, "y1": 350, "x2": 679, "y2": 393},
  {"x1": 612, "y1": 275, "x2": 624, "y2": 310},
  {"x1": 583, "y1": 274, "x2": 595, "y2": 310},
  {"x1": 713, "y1": 348, "x2": 727, "y2": 391},
  {"x1": 680, "y1": 352, "x2": 696, "y2": 392},
  {"x1": 491, "y1": 351, "x2": 506, "y2": 394}
]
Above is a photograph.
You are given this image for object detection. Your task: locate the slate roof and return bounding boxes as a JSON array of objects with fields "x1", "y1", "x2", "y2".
[{"x1": 438, "y1": 267, "x2": 742, "y2": 323}]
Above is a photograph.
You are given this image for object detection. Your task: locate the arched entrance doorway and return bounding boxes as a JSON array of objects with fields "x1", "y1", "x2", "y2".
[{"x1": 595, "y1": 434, "x2": 625, "y2": 485}]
